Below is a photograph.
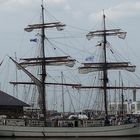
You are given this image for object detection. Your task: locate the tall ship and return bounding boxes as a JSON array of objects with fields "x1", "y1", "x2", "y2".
[{"x1": 0, "y1": 0, "x2": 140, "y2": 137}]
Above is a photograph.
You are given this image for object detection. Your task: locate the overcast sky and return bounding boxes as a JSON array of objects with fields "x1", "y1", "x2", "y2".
[
  {"x1": 0, "y1": 0, "x2": 139, "y2": 59},
  {"x1": 0, "y1": 0, "x2": 139, "y2": 109},
  {"x1": 0, "y1": 0, "x2": 139, "y2": 78},
  {"x1": 0, "y1": 0, "x2": 139, "y2": 91}
]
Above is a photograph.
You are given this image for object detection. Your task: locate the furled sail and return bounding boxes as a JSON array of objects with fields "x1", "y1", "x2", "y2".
[
  {"x1": 24, "y1": 22, "x2": 65, "y2": 32},
  {"x1": 79, "y1": 62, "x2": 136, "y2": 74},
  {"x1": 86, "y1": 29, "x2": 127, "y2": 40},
  {"x1": 19, "y1": 56, "x2": 75, "y2": 68}
]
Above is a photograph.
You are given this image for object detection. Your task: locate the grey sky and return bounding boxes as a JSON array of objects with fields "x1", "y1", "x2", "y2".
[
  {"x1": 0, "y1": 0, "x2": 140, "y2": 58},
  {"x1": 0, "y1": 0, "x2": 140, "y2": 109}
]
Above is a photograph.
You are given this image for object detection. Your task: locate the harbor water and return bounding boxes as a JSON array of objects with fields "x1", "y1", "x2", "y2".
[{"x1": 1, "y1": 137, "x2": 140, "y2": 140}]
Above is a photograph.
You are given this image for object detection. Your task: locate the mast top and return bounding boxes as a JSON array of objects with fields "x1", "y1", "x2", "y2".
[
  {"x1": 42, "y1": 0, "x2": 44, "y2": 5},
  {"x1": 86, "y1": 12, "x2": 127, "y2": 40},
  {"x1": 41, "y1": 0, "x2": 45, "y2": 8},
  {"x1": 103, "y1": 9, "x2": 105, "y2": 17}
]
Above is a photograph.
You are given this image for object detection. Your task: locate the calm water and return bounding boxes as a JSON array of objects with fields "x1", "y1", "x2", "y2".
[{"x1": 1, "y1": 138, "x2": 140, "y2": 140}]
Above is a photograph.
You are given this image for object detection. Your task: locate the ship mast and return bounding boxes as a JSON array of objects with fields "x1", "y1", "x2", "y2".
[
  {"x1": 78, "y1": 11, "x2": 139, "y2": 125},
  {"x1": 102, "y1": 12, "x2": 108, "y2": 122},
  {"x1": 40, "y1": 0, "x2": 47, "y2": 126},
  {"x1": 61, "y1": 72, "x2": 65, "y2": 115},
  {"x1": 10, "y1": 0, "x2": 77, "y2": 126}
]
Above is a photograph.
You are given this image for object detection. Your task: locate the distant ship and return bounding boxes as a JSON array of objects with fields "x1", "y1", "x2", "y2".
[{"x1": 0, "y1": 0, "x2": 140, "y2": 137}]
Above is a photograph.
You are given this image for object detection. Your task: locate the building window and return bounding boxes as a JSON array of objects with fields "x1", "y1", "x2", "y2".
[
  {"x1": 137, "y1": 103, "x2": 140, "y2": 110},
  {"x1": 131, "y1": 104, "x2": 135, "y2": 112}
]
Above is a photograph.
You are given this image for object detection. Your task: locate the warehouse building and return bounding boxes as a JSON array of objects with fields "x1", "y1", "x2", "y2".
[{"x1": 0, "y1": 90, "x2": 29, "y2": 118}]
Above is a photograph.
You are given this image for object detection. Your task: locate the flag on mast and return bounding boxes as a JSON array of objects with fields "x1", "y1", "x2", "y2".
[
  {"x1": 30, "y1": 38, "x2": 37, "y2": 42},
  {"x1": 85, "y1": 56, "x2": 94, "y2": 62}
]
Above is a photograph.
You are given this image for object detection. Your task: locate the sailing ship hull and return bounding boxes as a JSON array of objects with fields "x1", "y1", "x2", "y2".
[{"x1": 0, "y1": 123, "x2": 140, "y2": 137}]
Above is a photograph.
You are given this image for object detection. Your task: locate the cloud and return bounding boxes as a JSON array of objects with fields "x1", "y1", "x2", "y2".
[
  {"x1": 47, "y1": 0, "x2": 67, "y2": 5},
  {"x1": 0, "y1": 0, "x2": 67, "y2": 5},
  {"x1": 0, "y1": 0, "x2": 31, "y2": 5},
  {"x1": 89, "y1": 1, "x2": 140, "y2": 22},
  {"x1": 0, "y1": 0, "x2": 10, "y2": 4},
  {"x1": 0, "y1": 0, "x2": 33, "y2": 14},
  {"x1": 64, "y1": 4, "x2": 71, "y2": 11}
]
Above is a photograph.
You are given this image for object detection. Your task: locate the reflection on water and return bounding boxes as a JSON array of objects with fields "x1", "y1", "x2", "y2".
[{"x1": 1, "y1": 137, "x2": 140, "y2": 140}]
